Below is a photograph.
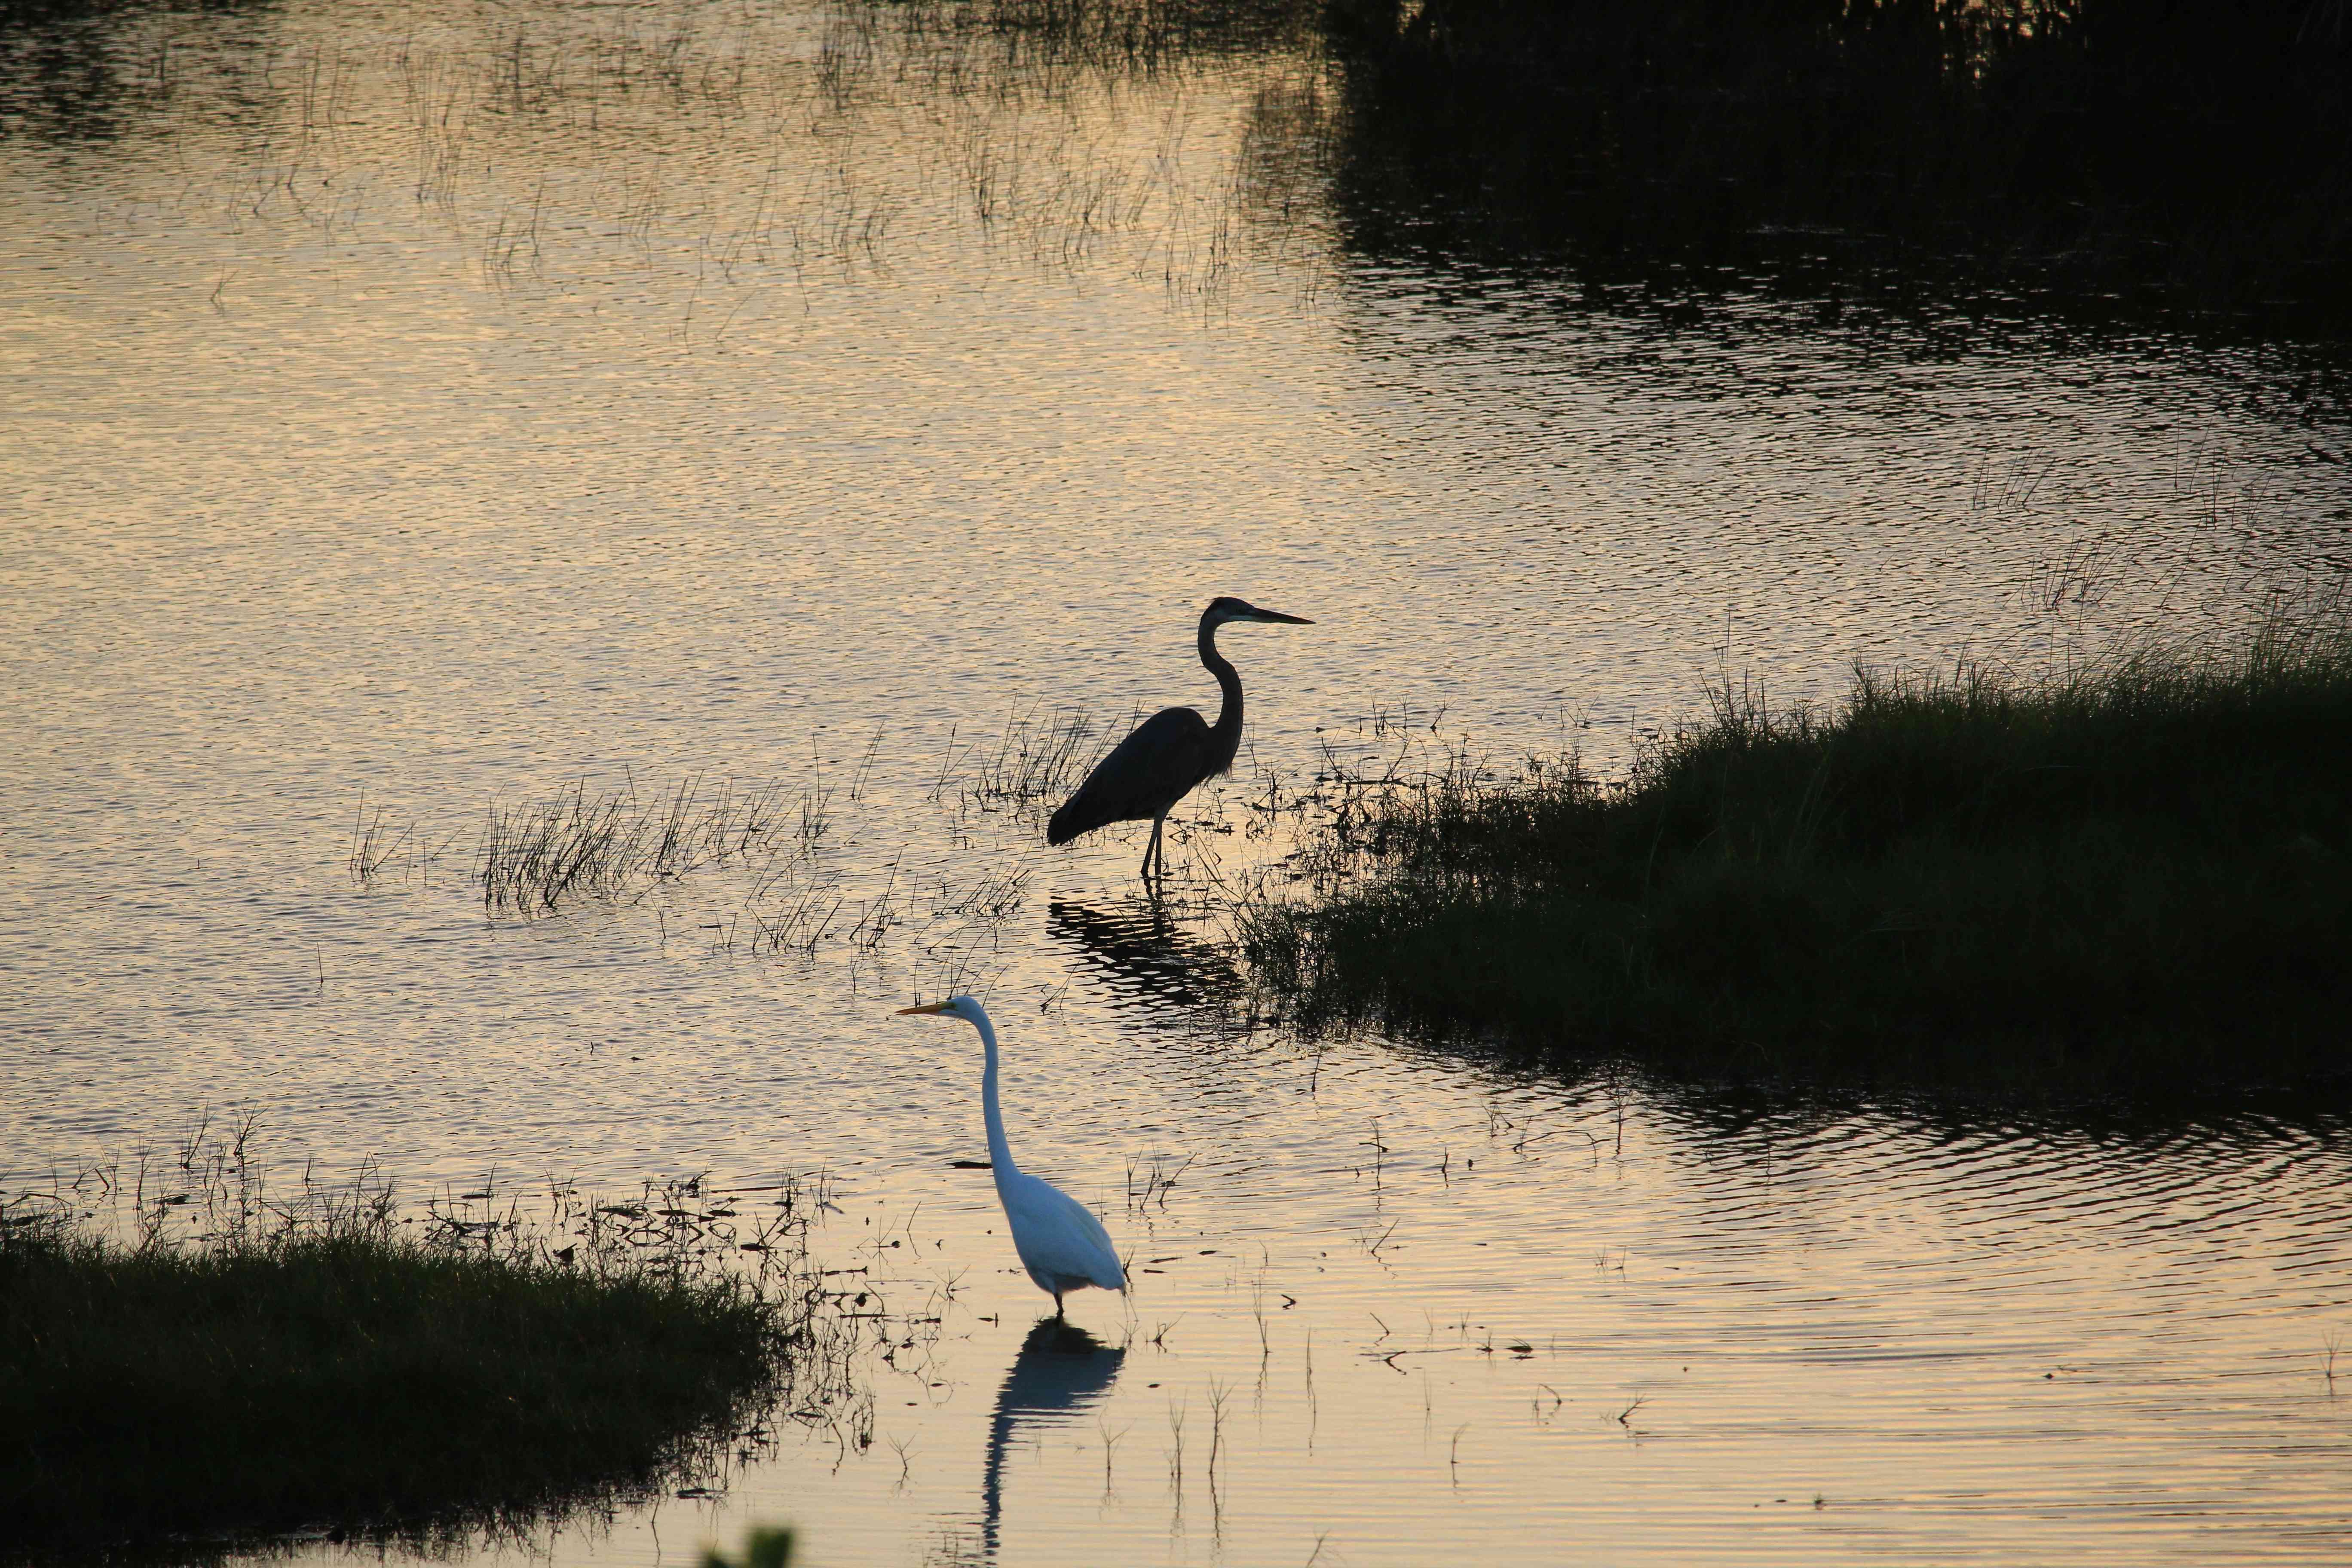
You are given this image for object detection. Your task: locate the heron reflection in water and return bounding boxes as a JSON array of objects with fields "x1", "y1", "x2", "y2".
[
  {"x1": 980, "y1": 1317, "x2": 1126, "y2": 1561},
  {"x1": 1049, "y1": 597, "x2": 1312, "y2": 882},
  {"x1": 1047, "y1": 899, "x2": 1242, "y2": 1022}
]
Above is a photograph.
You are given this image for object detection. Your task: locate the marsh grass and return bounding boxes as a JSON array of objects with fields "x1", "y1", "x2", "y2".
[
  {"x1": 346, "y1": 795, "x2": 410, "y2": 884},
  {"x1": 348, "y1": 794, "x2": 458, "y2": 888},
  {"x1": 959, "y1": 705, "x2": 1121, "y2": 812},
  {"x1": 1243, "y1": 593, "x2": 2352, "y2": 1090},
  {"x1": 478, "y1": 773, "x2": 824, "y2": 916},
  {"x1": 895, "y1": 0, "x2": 1320, "y2": 76},
  {"x1": 16, "y1": 0, "x2": 1331, "y2": 344},
  {"x1": 0, "y1": 1128, "x2": 858, "y2": 1557},
  {"x1": 694, "y1": 706, "x2": 1075, "y2": 965}
]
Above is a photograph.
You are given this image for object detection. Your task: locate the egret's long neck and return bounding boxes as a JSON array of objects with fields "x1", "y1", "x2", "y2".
[
  {"x1": 1199, "y1": 614, "x2": 1244, "y2": 768},
  {"x1": 977, "y1": 1013, "x2": 1018, "y2": 1178}
]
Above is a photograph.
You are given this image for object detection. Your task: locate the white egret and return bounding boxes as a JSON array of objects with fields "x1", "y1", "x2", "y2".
[{"x1": 897, "y1": 995, "x2": 1127, "y2": 1316}]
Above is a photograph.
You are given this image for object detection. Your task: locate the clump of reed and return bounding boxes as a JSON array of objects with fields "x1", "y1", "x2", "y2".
[
  {"x1": 1242, "y1": 590, "x2": 2352, "y2": 1091},
  {"x1": 953, "y1": 705, "x2": 1118, "y2": 811},
  {"x1": 0, "y1": 1127, "x2": 855, "y2": 1556},
  {"x1": 478, "y1": 773, "x2": 825, "y2": 916}
]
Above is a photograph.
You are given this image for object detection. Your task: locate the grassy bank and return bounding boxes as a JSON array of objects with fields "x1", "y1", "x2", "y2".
[
  {"x1": 0, "y1": 1156, "x2": 834, "y2": 1557},
  {"x1": 1243, "y1": 603, "x2": 2352, "y2": 1092}
]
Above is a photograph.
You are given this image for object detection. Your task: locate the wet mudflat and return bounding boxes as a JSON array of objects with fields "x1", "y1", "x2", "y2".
[{"x1": 5, "y1": 0, "x2": 2352, "y2": 1562}]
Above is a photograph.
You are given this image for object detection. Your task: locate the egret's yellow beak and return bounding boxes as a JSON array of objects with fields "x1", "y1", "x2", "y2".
[{"x1": 897, "y1": 1002, "x2": 949, "y2": 1015}]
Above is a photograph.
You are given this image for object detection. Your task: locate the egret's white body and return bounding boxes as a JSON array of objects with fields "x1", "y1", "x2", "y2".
[{"x1": 898, "y1": 996, "x2": 1126, "y2": 1314}]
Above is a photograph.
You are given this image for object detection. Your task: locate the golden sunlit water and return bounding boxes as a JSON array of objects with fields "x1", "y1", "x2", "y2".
[{"x1": 6, "y1": 1, "x2": 2352, "y2": 1563}]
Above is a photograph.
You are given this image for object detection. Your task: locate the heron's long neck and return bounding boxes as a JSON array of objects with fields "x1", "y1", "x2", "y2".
[
  {"x1": 978, "y1": 1015, "x2": 1018, "y2": 1179},
  {"x1": 1199, "y1": 616, "x2": 1244, "y2": 768}
]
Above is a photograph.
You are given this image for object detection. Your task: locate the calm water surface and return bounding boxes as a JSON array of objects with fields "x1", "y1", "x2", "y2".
[{"x1": 6, "y1": 1, "x2": 2352, "y2": 1562}]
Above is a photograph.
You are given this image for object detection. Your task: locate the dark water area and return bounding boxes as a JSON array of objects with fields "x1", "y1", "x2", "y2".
[
  {"x1": 4, "y1": 0, "x2": 2352, "y2": 1561},
  {"x1": 1317, "y1": 0, "x2": 2352, "y2": 339}
]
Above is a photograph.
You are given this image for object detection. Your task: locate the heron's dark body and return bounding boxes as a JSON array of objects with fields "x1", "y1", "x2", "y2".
[
  {"x1": 1048, "y1": 612, "x2": 1247, "y2": 848},
  {"x1": 1049, "y1": 611, "x2": 1242, "y2": 846}
]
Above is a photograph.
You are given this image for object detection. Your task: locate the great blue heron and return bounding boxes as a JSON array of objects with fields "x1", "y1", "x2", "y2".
[
  {"x1": 1048, "y1": 597, "x2": 1312, "y2": 880},
  {"x1": 897, "y1": 996, "x2": 1126, "y2": 1316}
]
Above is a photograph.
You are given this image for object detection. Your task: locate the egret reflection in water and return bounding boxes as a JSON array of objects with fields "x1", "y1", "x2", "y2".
[{"x1": 979, "y1": 1318, "x2": 1126, "y2": 1561}]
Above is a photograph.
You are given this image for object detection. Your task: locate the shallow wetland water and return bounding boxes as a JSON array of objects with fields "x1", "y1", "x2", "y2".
[{"x1": 6, "y1": 0, "x2": 2352, "y2": 1562}]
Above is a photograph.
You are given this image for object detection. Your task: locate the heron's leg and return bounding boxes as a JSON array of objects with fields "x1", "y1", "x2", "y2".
[
  {"x1": 1052, "y1": 1290, "x2": 1065, "y2": 1318},
  {"x1": 1142, "y1": 815, "x2": 1165, "y2": 882}
]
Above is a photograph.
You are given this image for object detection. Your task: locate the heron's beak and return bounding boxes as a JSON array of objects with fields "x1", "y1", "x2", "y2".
[
  {"x1": 897, "y1": 1002, "x2": 950, "y2": 1015},
  {"x1": 1248, "y1": 607, "x2": 1314, "y2": 625}
]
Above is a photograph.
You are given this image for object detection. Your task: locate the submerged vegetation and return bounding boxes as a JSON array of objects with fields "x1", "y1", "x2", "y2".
[
  {"x1": 1243, "y1": 595, "x2": 2352, "y2": 1091},
  {"x1": 0, "y1": 1130, "x2": 856, "y2": 1557}
]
